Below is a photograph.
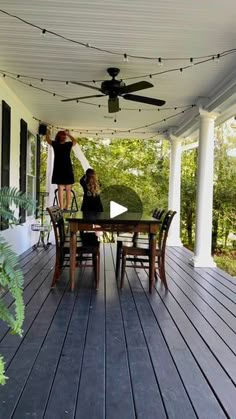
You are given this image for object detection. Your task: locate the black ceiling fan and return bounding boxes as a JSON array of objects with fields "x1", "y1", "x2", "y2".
[{"x1": 61, "y1": 67, "x2": 166, "y2": 113}]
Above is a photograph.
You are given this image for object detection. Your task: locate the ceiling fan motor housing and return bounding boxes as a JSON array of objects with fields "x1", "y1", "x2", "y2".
[{"x1": 101, "y1": 79, "x2": 125, "y2": 96}]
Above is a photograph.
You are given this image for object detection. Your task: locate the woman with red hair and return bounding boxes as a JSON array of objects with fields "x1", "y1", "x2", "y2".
[{"x1": 45, "y1": 129, "x2": 77, "y2": 210}]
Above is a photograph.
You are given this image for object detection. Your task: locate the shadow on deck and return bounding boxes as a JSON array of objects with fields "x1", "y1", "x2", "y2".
[{"x1": 0, "y1": 243, "x2": 236, "y2": 418}]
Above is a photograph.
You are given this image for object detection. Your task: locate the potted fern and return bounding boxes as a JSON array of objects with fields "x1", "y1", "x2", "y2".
[{"x1": 0, "y1": 187, "x2": 35, "y2": 384}]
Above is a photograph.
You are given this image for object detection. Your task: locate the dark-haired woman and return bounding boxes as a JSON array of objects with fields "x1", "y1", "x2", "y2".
[{"x1": 45, "y1": 129, "x2": 76, "y2": 210}]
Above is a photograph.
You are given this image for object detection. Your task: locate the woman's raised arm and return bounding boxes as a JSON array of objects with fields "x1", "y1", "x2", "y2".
[{"x1": 45, "y1": 128, "x2": 52, "y2": 146}]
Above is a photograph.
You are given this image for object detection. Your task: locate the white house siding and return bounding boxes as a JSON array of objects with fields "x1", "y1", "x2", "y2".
[{"x1": 0, "y1": 78, "x2": 39, "y2": 255}]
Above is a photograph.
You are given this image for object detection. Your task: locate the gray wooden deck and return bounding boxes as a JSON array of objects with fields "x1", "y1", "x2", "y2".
[{"x1": 0, "y1": 243, "x2": 236, "y2": 419}]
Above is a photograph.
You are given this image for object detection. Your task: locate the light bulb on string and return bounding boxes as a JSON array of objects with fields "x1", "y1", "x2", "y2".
[
  {"x1": 158, "y1": 57, "x2": 163, "y2": 67},
  {"x1": 190, "y1": 58, "x2": 194, "y2": 66},
  {"x1": 123, "y1": 53, "x2": 129, "y2": 63},
  {"x1": 215, "y1": 53, "x2": 221, "y2": 63},
  {"x1": 41, "y1": 29, "x2": 46, "y2": 37}
]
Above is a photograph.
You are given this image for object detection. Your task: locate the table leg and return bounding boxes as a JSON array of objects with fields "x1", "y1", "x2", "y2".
[
  {"x1": 149, "y1": 233, "x2": 156, "y2": 293},
  {"x1": 70, "y1": 231, "x2": 77, "y2": 291}
]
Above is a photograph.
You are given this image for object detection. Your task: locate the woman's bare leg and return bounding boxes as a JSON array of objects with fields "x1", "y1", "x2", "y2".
[
  {"x1": 58, "y1": 185, "x2": 65, "y2": 209},
  {"x1": 65, "y1": 185, "x2": 72, "y2": 210}
]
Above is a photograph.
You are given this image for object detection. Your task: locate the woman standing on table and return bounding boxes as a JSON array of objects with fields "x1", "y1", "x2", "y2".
[{"x1": 45, "y1": 128, "x2": 77, "y2": 210}]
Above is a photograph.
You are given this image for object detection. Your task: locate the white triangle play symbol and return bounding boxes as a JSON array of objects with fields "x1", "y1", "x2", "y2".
[{"x1": 110, "y1": 201, "x2": 128, "y2": 218}]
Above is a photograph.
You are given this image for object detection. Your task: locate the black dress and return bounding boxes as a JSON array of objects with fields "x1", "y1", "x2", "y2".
[
  {"x1": 51, "y1": 141, "x2": 74, "y2": 185},
  {"x1": 80, "y1": 175, "x2": 103, "y2": 212}
]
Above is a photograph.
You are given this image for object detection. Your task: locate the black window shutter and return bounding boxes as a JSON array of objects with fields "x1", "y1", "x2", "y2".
[
  {"x1": 19, "y1": 119, "x2": 28, "y2": 223},
  {"x1": 1, "y1": 100, "x2": 11, "y2": 230},
  {"x1": 35, "y1": 134, "x2": 41, "y2": 218}
]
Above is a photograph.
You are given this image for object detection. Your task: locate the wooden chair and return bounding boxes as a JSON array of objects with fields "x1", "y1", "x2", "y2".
[
  {"x1": 47, "y1": 206, "x2": 100, "y2": 289},
  {"x1": 115, "y1": 208, "x2": 165, "y2": 277},
  {"x1": 119, "y1": 210, "x2": 176, "y2": 290}
]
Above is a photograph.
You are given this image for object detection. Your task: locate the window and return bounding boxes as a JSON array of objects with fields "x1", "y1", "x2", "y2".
[
  {"x1": 1, "y1": 101, "x2": 11, "y2": 230},
  {"x1": 26, "y1": 132, "x2": 37, "y2": 216},
  {"x1": 19, "y1": 120, "x2": 37, "y2": 221}
]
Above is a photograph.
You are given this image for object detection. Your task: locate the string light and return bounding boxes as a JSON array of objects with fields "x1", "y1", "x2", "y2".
[
  {"x1": 0, "y1": 51, "x2": 232, "y2": 87},
  {"x1": 1, "y1": 68, "x2": 197, "y2": 113},
  {"x1": 0, "y1": 9, "x2": 235, "y2": 63},
  {"x1": 123, "y1": 53, "x2": 129, "y2": 63},
  {"x1": 32, "y1": 106, "x2": 193, "y2": 136},
  {"x1": 158, "y1": 57, "x2": 163, "y2": 66}
]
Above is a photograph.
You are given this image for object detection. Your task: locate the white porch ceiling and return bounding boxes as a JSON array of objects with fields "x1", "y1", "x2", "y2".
[{"x1": 1, "y1": 0, "x2": 236, "y2": 138}]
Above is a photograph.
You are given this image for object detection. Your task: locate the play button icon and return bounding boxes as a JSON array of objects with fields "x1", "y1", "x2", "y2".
[
  {"x1": 100, "y1": 185, "x2": 143, "y2": 219},
  {"x1": 110, "y1": 201, "x2": 127, "y2": 218}
]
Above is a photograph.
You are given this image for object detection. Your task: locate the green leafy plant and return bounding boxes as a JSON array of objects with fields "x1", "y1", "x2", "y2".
[{"x1": 0, "y1": 187, "x2": 35, "y2": 384}]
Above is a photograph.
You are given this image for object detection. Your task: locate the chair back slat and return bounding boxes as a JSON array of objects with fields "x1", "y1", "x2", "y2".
[
  {"x1": 158, "y1": 210, "x2": 176, "y2": 253},
  {"x1": 152, "y1": 208, "x2": 165, "y2": 220},
  {"x1": 46, "y1": 206, "x2": 66, "y2": 247}
]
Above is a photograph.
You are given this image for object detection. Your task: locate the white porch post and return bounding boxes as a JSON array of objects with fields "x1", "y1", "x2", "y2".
[
  {"x1": 167, "y1": 136, "x2": 183, "y2": 246},
  {"x1": 191, "y1": 110, "x2": 217, "y2": 267}
]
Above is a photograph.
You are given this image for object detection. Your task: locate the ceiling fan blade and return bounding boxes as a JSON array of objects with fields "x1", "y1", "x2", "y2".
[
  {"x1": 123, "y1": 94, "x2": 166, "y2": 106},
  {"x1": 119, "y1": 81, "x2": 153, "y2": 94},
  {"x1": 108, "y1": 97, "x2": 119, "y2": 113},
  {"x1": 61, "y1": 94, "x2": 105, "y2": 102},
  {"x1": 71, "y1": 81, "x2": 102, "y2": 92}
]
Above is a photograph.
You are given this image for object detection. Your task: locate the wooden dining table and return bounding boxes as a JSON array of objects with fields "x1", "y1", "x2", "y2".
[{"x1": 66, "y1": 211, "x2": 161, "y2": 292}]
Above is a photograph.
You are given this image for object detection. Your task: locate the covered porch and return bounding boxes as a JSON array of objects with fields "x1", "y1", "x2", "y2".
[
  {"x1": 0, "y1": 2, "x2": 236, "y2": 418},
  {"x1": 0, "y1": 243, "x2": 236, "y2": 418}
]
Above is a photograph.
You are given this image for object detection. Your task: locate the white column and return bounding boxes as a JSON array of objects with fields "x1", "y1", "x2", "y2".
[
  {"x1": 167, "y1": 136, "x2": 183, "y2": 246},
  {"x1": 191, "y1": 110, "x2": 217, "y2": 267}
]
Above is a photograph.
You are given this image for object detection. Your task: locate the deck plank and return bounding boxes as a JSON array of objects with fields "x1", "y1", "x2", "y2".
[
  {"x1": 166, "y1": 252, "x2": 236, "y2": 333},
  {"x1": 1, "y1": 243, "x2": 235, "y2": 418},
  {"x1": 104, "y1": 244, "x2": 136, "y2": 419},
  {"x1": 138, "y1": 270, "x2": 236, "y2": 417}
]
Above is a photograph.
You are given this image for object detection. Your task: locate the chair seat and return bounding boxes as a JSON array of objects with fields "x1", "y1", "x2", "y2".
[{"x1": 122, "y1": 244, "x2": 161, "y2": 256}]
